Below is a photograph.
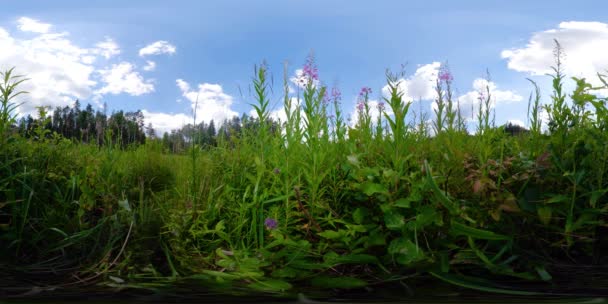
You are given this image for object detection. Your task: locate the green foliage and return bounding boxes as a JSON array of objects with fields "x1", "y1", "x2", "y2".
[{"x1": 2, "y1": 42, "x2": 608, "y2": 297}]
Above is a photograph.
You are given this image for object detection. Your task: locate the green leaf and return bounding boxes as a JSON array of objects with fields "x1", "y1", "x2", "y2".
[
  {"x1": 388, "y1": 237, "x2": 425, "y2": 265},
  {"x1": 352, "y1": 207, "x2": 369, "y2": 224},
  {"x1": 537, "y1": 206, "x2": 552, "y2": 225},
  {"x1": 117, "y1": 199, "x2": 131, "y2": 212},
  {"x1": 248, "y1": 279, "x2": 292, "y2": 292},
  {"x1": 545, "y1": 194, "x2": 569, "y2": 204},
  {"x1": 318, "y1": 230, "x2": 344, "y2": 240},
  {"x1": 424, "y1": 161, "x2": 458, "y2": 214},
  {"x1": 361, "y1": 182, "x2": 388, "y2": 196},
  {"x1": 394, "y1": 197, "x2": 412, "y2": 208},
  {"x1": 535, "y1": 266, "x2": 553, "y2": 281},
  {"x1": 310, "y1": 276, "x2": 367, "y2": 289},
  {"x1": 271, "y1": 267, "x2": 299, "y2": 279},
  {"x1": 450, "y1": 221, "x2": 510, "y2": 241},
  {"x1": 384, "y1": 210, "x2": 404, "y2": 230}
]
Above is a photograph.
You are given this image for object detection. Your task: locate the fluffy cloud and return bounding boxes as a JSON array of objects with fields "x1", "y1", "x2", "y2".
[
  {"x1": 96, "y1": 62, "x2": 154, "y2": 96},
  {"x1": 142, "y1": 109, "x2": 190, "y2": 136},
  {"x1": 175, "y1": 78, "x2": 238, "y2": 124},
  {"x1": 381, "y1": 62, "x2": 441, "y2": 101},
  {"x1": 0, "y1": 17, "x2": 156, "y2": 116},
  {"x1": 94, "y1": 37, "x2": 120, "y2": 59},
  {"x1": 17, "y1": 17, "x2": 51, "y2": 33},
  {"x1": 143, "y1": 60, "x2": 156, "y2": 71},
  {"x1": 454, "y1": 78, "x2": 523, "y2": 121},
  {"x1": 501, "y1": 21, "x2": 608, "y2": 86},
  {"x1": 139, "y1": 40, "x2": 176, "y2": 57}
]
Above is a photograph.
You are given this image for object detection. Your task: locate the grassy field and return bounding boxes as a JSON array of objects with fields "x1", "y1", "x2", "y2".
[{"x1": 1, "y1": 47, "x2": 607, "y2": 299}]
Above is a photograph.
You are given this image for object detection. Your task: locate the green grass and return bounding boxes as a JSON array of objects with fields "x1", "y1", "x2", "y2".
[{"x1": 1, "y1": 43, "x2": 607, "y2": 298}]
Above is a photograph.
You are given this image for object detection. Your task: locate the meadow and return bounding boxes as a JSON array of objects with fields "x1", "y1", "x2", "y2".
[{"x1": 1, "y1": 44, "x2": 607, "y2": 299}]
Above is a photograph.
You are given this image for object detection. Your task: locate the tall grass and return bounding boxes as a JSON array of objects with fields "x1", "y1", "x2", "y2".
[{"x1": 2, "y1": 42, "x2": 608, "y2": 297}]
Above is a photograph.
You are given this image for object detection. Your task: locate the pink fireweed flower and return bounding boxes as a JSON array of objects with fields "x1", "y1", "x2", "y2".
[
  {"x1": 264, "y1": 218, "x2": 278, "y2": 230},
  {"x1": 357, "y1": 101, "x2": 365, "y2": 112},
  {"x1": 331, "y1": 87, "x2": 342, "y2": 102},
  {"x1": 359, "y1": 86, "x2": 372, "y2": 98},
  {"x1": 438, "y1": 67, "x2": 453, "y2": 83},
  {"x1": 377, "y1": 101, "x2": 385, "y2": 111},
  {"x1": 302, "y1": 55, "x2": 319, "y2": 81}
]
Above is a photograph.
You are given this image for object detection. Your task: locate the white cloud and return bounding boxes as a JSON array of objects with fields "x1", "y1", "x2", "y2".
[
  {"x1": 96, "y1": 62, "x2": 154, "y2": 96},
  {"x1": 139, "y1": 40, "x2": 176, "y2": 57},
  {"x1": 143, "y1": 60, "x2": 156, "y2": 71},
  {"x1": 502, "y1": 21, "x2": 608, "y2": 86},
  {"x1": 454, "y1": 78, "x2": 523, "y2": 121},
  {"x1": 176, "y1": 78, "x2": 190, "y2": 92},
  {"x1": 142, "y1": 109, "x2": 190, "y2": 136},
  {"x1": 94, "y1": 37, "x2": 120, "y2": 59},
  {"x1": 507, "y1": 119, "x2": 525, "y2": 127},
  {"x1": 0, "y1": 17, "x2": 156, "y2": 116},
  {"x1": 381, "y1": 62, "x2": 441, "y2": 101},
  {"x1": 175, "y1": 78, "x2": 238, "y2": 124},
  {"x1": 0, "y1": 27, "x2": 97, "y2": 114},
  {"x1": 17, "y1": 17, "x2": 51, "y2": 34}
]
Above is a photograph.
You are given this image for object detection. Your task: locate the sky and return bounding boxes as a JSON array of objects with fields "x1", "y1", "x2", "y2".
[{"x1": 2, "y1": 0, "x2": 608, "y2": 135}]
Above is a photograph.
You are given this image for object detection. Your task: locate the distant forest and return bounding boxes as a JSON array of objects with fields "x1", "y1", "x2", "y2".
[{"x1": 15, "y1": 101, "x2": 281, "y2": 152}]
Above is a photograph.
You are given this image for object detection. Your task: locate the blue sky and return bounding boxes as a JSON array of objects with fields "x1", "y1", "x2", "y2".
[{"x1": 2, "y1": 0, "x2": 608, "y2": 134}]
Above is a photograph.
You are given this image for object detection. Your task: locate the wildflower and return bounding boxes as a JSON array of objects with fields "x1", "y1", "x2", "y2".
[
  {"x1": 359, "y1": 86, "x2": 372, "y2": 97},
  {"x1": 357, "y1": 101, "x2": 365, "y2": 112},
  {"x1": 273, "y1": 167, "x2": 280, "y2": 175},
  {"x1": 322, "y1": 92, "x2": 331, "y2": 106},
  {"x1": 377, "y1": 101, "x2": 385, "y2": 111},
  {"x1": 331, "y1": 87, "x2": 341, "y2": 102},
  {"x1": 438, "y1": 66, "x2": 453, "y2": 83},
  {"x1": 302, "y1": 55, "x2": 319, "y2": 81},
  {"x1": 264, "y1": 218, "x2": 278, "y2": 230}
]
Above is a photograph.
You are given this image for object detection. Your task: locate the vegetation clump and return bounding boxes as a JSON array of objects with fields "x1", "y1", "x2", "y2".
[{"x1": 1, "y1": 43, "x2": 607, "y2": 298}]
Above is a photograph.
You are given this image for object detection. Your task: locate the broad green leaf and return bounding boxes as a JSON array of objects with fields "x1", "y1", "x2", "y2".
[
  {"x1": 388, "y1": 237, "x2": 425, "y2": 265},
  {"x1": 361, "y1": 182, "x2": 388, "y2": 196},
  {"x1": 318, "y1": 230, "x2": 344, "y2": 239},
  {"x1": 537, "y1": 206, "x2": 552, "y2": 225},
  {"x1": 394, "y1": 197, "x2": 412, "y2": 208},
  {"x1": 352, "y1": 207, "x2": 369, "y2": 224},
  {"x1": 117, "y1": 199, "x2": 131, "y2": 212},
  {"x1": 450, "y1": 221, "x2": 510, "y2": 241},
  {"x1": 384, "y1": 210, "x2": 405, "y2": 230}
]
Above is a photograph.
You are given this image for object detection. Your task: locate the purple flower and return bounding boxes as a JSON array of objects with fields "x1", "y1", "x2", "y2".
[
  {"x1": 302, "y1": 55, "x2": 319, "y2": 81},
  {"x1": 359, "y1": 86, "x2": 372, "y2": 97},
  {"x1": 357, "y1": 101, "x2": 365, "y2": 112},
  {"x1": 273, "y1": 167, "x2": 280, "y2": 175},
  {"x1": 322, "y1": 92, "x2": 331, "y2": 106},
  {"x1": 438, "y1": 67, "x2": 453, "y2": 82},
  {"x1": 377, "y1": 102, "x2": 385, "y2": 111},
  {"x1": 331, "y1": 87, "x2": 342, "y2": 102},
  {"x1": 264, "y1": 218, "x2": 278, "y2": 230}
]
